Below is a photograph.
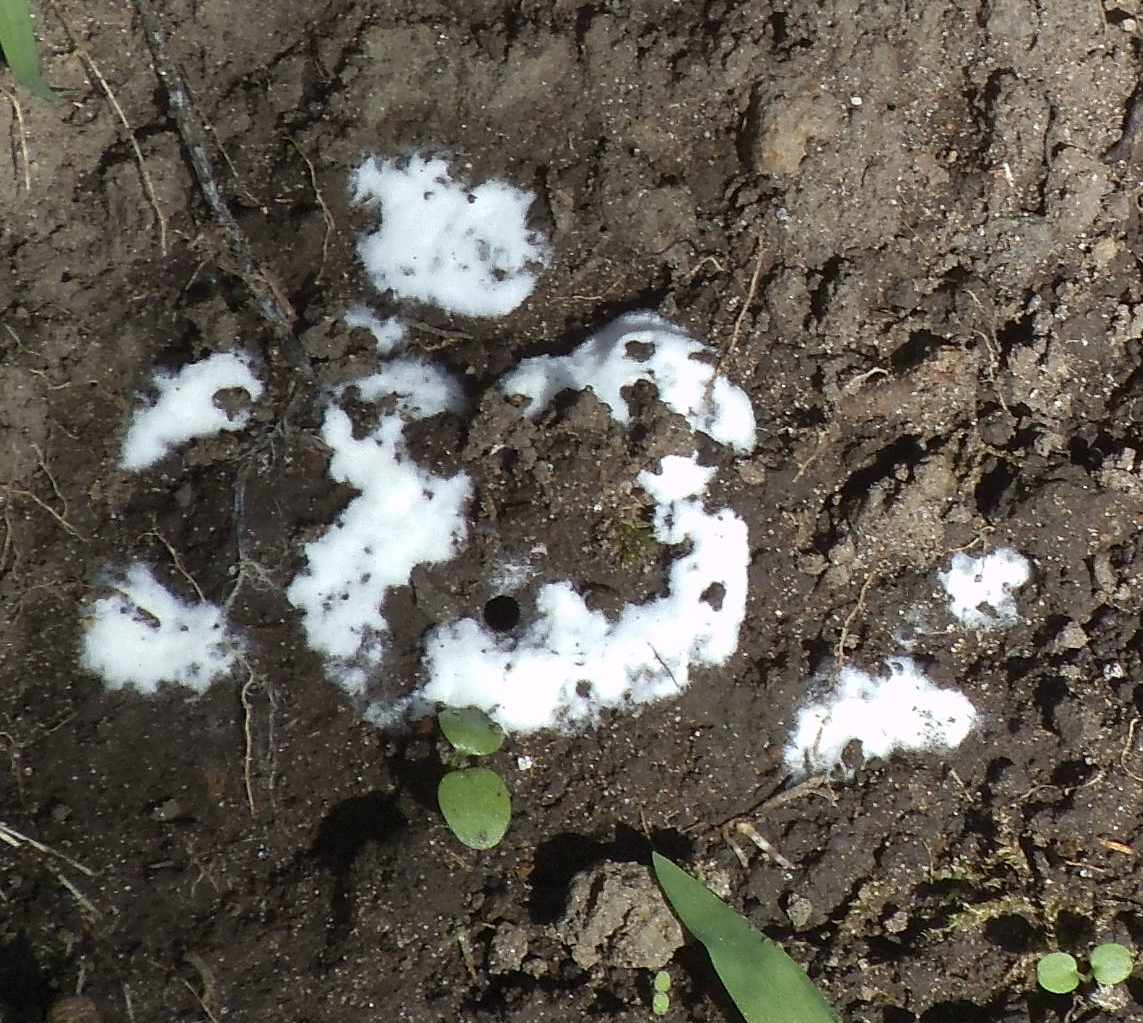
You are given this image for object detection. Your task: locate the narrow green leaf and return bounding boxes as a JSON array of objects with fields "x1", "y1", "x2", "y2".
[
  {"x1": 439, "y1": 706, "x2": 505, "y2": 756},
  {"x1": 651, "y1": 852, "x2": 839, "y2": 1023},
  {"x1": 0, "y1": 0, "x2": 55, "y2": 100},
  {"x1": 438, "y1": 767, "x2": 510, "y2": 849}
]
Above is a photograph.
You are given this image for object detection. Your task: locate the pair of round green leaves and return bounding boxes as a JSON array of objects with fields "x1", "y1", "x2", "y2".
[
  {"x1": 1037, "y1": 944, "x2": 1135, "y2": 994},
  {"x1": 437, "y1": 707, "x2": 510, "y2": 850}
]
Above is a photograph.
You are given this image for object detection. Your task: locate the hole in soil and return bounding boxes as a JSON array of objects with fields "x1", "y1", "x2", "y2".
[
  {"x1": 1051, "y1": 759, "x2": 1096, "y2": 788},
  {"x1": 985, "y1": 757, "x2": 1014, "y2": 784},
  {"x1": 768, "y1": 11, "x2": 788, "y2": 45},
  {"x1": 883, "y1": 1010, "x2": 916, "y2": 1023},
  {"x1": 920, "y1": 1001, "x2": 990, "y2": 1023},
  {"x1": 809, "y1": 255, "x2": 844, "y2": 321},
  {"x1": 0, "y1": 934, "x2": 51, "y2": 1021},
  {"x1": 1067, "y1": 436, "x2": 1105, "y2": 471},
  {"x1": 1133, "y1": 684, "x2": 1143, "y2": 714},
  {"x1": 838, "y1": 435, "x2": 924, "y2": 513},
  {"x1": 528, "y1": 824, "x2": 692, "y2": 924},
  {"x1": 983, "y1": 913, "x2": 1038, "y2": 952},
  {"x1": 1056, "y1": 910, "x2": 1094, "y2": 948},
  {"x1": 484, "y1": 595, "x2": 521, "y2": 631},
  {"x1": 1119, "y1": 911, "x2": 1143, "y2": 946},
  {"x1": 889, "y1": 330, "x2": 946, "y2": 372},
  {"x1": 1035, "y1": 674, "x2": 1069, "y2": 732},
  {"x1": 995, "y1": 313, "x2": 1035, "y2": 356},
  {"x1": 974, "y1": 460, "x2": 1017, "y2": 519}
]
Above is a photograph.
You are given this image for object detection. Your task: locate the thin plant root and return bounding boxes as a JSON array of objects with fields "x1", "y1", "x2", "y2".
[
  {"x1": 286, "y1": 135, "x2": 335, "y2": 281},
  {"x1": 49, "y1": 10, "x2": 168, "y2": 254},
  {"x1": 719, "y1": 236, "x2": 766, "y2": 373},
  {"x1": 836, "y1": 568, "x2": 878, "y2": 667}
]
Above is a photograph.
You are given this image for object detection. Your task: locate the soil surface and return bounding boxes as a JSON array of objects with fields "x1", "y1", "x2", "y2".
[{"x1": 4, "y1": 1, "x2": 1143, "y2": 1022}]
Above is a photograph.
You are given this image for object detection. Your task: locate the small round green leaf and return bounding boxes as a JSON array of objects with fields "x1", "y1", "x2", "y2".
[
  {"x1": 439, "y1": 706, "x2": 505, "y2": 755},
  {"x1": 652, "y1": 991, "x2": 670, "y2": 1015},
  {"x1": 653, "y1": 971, "x2": 671, "y2": 993},
  {"x1": 1037, "y1": 952, "x2": 1081, "y2": 994},
  {"x1": 1090, "y1": 943, "x2": 1134, "y2": 986},
  {"x1": 438, "y1": 767, "x2": 511, "y2": 849}
]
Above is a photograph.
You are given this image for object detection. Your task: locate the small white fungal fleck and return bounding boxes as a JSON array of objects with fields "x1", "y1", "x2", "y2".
[
  {"x1": 784, "y1": 657, "x2": 977, "y2": 775},
  {"x1": 81, "y1": 563, "x2": 238, "y2": 693},
  {"x1": 120, "y1": 352, "x2": 263, "y2": 470},
  {"x1": 938, "y1": 547, "x2": 1031, "y2": 628}
]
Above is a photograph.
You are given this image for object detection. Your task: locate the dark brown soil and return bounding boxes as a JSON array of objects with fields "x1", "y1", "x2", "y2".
[{"x1": 4, "y1": 2, "x2": 1143, "y2": 1021}]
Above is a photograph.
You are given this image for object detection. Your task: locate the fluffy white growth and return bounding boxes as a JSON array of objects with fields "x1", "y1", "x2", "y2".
[
  {"x1": 784, "y1": 657, "x2": 977, "y2": 775},
  {"x1": 286, "y1": 411, "x2": 471, "y2": 694},
  {"x1": 499, "y1": 311, "x2": 757, "y2": 452},
  {"x1": 120, "y1": 352, "x2": 263, "y2": 470},
  {"x1": 419, "y1": 452, "x2": 749, "y2": 732},
  {"x1": 80, "y1": 563, "x2": 237, "y2": 693},
  {"x1": 352, "y1": 356, "x2": 465, "y2": 419},
  {"x1": 352, "y1": 154, "x2": 549, "y2": 317},
  {"x1": 344, "y1": 306, "x2": 407, "y2": 356},
  {"x1": 340, "y1": 308, "x2": 463, "y2": 417},
  {"x1": 939, "y1": 548, "x2": 1030, "y2": 628}
]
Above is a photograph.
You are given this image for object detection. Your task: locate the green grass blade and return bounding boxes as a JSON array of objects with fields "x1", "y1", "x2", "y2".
[
  {"x1": 0, "y1": 0, "x2": 55, "y2": 99},
  {"x1": 652, "y1": 852, "x2": 839, "y2": 1023}
]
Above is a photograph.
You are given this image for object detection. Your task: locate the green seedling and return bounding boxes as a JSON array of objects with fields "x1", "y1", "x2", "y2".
[
  {"x1": 0, "y1": 0, "x2": 54, "y2": 99},
  {"x1": 1037, "y1": 943, "x2": 1135, "y2": 994},
  {"x1": 439, "y1": 705, "x2": 506, "y2": 757},
  {"x1": 436, "y1": 706, "x2": 511, "y2": 850},
  {"x1": 651, "y1": 852, "x2": 839, "y2": 1023},
  {"x1": 652, "y1": 970, "x2": 671, "y2": 1015}
]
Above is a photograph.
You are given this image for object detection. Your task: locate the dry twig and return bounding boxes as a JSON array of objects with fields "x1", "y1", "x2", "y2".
[
  {"x1": 132, "y1": 0, "x2": 311, "y2": 377},
  {"x1": 2, "y1": 86, "x2": 31, "y2": 190}
]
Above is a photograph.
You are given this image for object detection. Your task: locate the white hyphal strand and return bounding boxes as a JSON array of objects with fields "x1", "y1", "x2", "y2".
[
  {"x1": 285, "y1": 315, "x2": 471, "y2": 697},
  {"x1": 417, "y1": 314, "x2": 757, "y2": 733},
  {"x1": 784, "y1": 657, "x2": 978, "y2": 776},
  {"x1": 352, "y1": 154, "x2": 549, "y2": 317},
  {"x1": 500, "y1": 311, "x2": 756, "y2": 452},
  {"x1": 80, "y1": 563, "x2": 238, "y2": 693},
  {"x1": 120, "y1": 351, "x2": 263, "y2": 470},
  {"x1": 939, "y1": 547, "x2": 1031, "y2": 628}
]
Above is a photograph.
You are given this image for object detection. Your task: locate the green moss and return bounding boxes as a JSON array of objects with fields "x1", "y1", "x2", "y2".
[{"x1": 605, "y1": 515, "x2": 661, "y2": 572}]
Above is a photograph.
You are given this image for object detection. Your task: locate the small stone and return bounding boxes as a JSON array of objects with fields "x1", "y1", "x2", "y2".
[
  {"x1": 1055, "y1": 621, "x2": 1088, "y2": 651},
  {"x1": 488, "y1": 923, "x2": 530, "y2": 974},
  {"x1": 884, "y1": 909, "x2": 909, "y2": 934},
  {"x1": 784, "y1": 894, "x2": 814, "y2": 930},
  {"x1": 1092, "y1": 236, "x2": 1119, "y2": 266},
  {"x1": 798, "y1": 553, "x2": 827, "y2": 576}
]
